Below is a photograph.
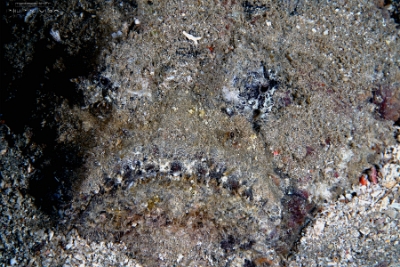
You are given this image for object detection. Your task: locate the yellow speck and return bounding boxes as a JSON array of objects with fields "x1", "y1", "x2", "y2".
[
  {"x1": 115, "y1": 139, "x2": 122, "y2": 147},
  {"x1": 223, "y1": 167, "x2": 236, "y2": 176},
  {"x1": 199, "y1": 109, "x2": 205, "y2": 118},
  {"x1": 250, "y1": 134, "x2": 257, "y2": 140},
  {"x1": 147, "y1": 195, "x2": 160, "y2": 211}
]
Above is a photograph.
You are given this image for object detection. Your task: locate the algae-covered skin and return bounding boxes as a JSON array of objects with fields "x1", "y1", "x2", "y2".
[
  {"x1": 2, "y1": 0, "x2": 399, "y2": 266},
  {"x1": 65, "y1": 0, "x2": 398, "y2": 198},
  {"x1": 61, "y1": 0, "x2": 397, "y2": 264}
]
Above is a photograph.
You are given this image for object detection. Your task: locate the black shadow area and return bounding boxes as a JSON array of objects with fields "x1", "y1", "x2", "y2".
[{"x1": 1, "y1": 7, "x2": 110, "y2": 218}]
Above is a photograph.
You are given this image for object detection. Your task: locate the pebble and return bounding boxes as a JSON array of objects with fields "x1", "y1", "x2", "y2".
[
  {"x1": 390, "y1": 203, "x2": 400, "y2": 210},
  {"x1": 359, "y1": 226, "x2": 370, "y2": 236},
  {"x1": 10, "y1": 258, "x2": 17, "y2": 265},
  {"x1": 380, "y1": 197, "x2": 389, "y2": 211},
  {"x1": 385, "y1": 209, "x2": 398, "y2": 219}
]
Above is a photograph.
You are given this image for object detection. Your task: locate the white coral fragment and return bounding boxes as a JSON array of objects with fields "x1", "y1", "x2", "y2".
[
  {"x1": 182, "y1": 31, "x2": 202, "y2": 45},
  {"x1": 25, "y1": 8, "x2": 38, "y2": 23},
  {"x1": 50, "y1": 28, "x2": 61, "y2": 42},
  {"x1": 312, "y1": 219, "x2": 325, "y2": 237}
]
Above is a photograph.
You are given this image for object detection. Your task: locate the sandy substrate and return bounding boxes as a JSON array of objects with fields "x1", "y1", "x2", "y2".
[{"x1": 1, "y1": 0, "x2": 400, "y2": 266}]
